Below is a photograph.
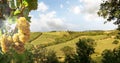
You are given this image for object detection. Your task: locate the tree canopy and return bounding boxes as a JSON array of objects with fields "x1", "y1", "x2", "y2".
[
  {"x1": 102, "y1": 46, "x2": 120, "y2": 63},
  {"x1": 75, "y1": 38, "x2": 95, "y2": 63},
  {"x1": 98, "y1": 0, "x2": 120, "y2": 26}
]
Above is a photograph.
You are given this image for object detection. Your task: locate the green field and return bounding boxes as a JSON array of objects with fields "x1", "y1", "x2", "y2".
[{"x1": 29, "y1": 30, "x2": 119, "y2": 63}]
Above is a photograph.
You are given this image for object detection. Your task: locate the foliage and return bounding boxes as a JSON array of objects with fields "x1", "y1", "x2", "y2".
[
  {"x1": 98, "y1": 0, "x2": 120, "y2": 25},
  {"x1": 0, "y1": 47, "x2": 34, "y2": 63},
  {"x1": 112, "y1": 39, "x2": 119, "y2": 44},
  {"x1": 115, "y1": 32, "x2": 120, "y2": 39},
  {"x1": 31, "y1": 45, "x2": 59, "y2": 63},
  {"x1": 0, "y1": 0, "x2": 38, "y2": 35},
  {"x1": 60, "y1": 38, "x2": 95, "y2": 63},
  {"x1": 0, "y1": 0, "x2": 37, "y2": 23},
  {"x1": 61, "y1": 46, "x2": 75, "y2": 63},
  {"x1": 102, "y1": 46, "x2": 120, "y2": 63},
  {"x1": 0, "y1": 44, "x2": 59, "y2": 63},
  {"x1": 75, "y1": 38, "x2": 95, "y2": 63},
  {"x1": 8, "y1": 0, "x2": 38, "y2": 22},
  {"x1": 61, "y1": 46, "x2": 74, "y2": 56},
  {"x1": 46, "y1": 50, "x2": 59, "y2": 63},
  {"x1": 25, "y1": 0, "x2": 38, "y2": 11}
]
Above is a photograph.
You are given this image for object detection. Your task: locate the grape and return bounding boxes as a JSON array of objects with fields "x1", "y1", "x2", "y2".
[
  {"x1": 17, "y1": 17, "x2": 30, "y2": 43},
  {"x1": 17, "y1": 17, "x2": 30, "y2": 27},
  {"x1": 0, "y1": 17, "x2": 30, "y2": 54},
  {"x1": 12, "y1": 17, "x2": 30, "y2": 53},
  {"x1": 0, "y1": 35, "x2": 9, "y2": 53},
  {"x1": 12, "y1": 33, "x2": 19, "y2": 42},
  {"x1": 18, "y1": 28, "x2": 30, "y2": 34},
  {"x1": 14, "y1": 42, "x2": 25, "y2": 54},
  {"x1": 7, "y1": 36, "x2": 13, "y2": 43},
  {"x1": 19, "y1": 34, "x2": 27, "y2": 43}
]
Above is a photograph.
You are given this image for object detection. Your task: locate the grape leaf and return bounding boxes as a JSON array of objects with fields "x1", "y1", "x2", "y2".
[
  {"x1": 22, "y1": 0, "x2": 28, "y2": 7},
  {"x1": 9, "y1": 0, "x2": 16, "y2": 9},
  {"x1": 14, "y1": 9, "x2": 21, "y2": 15},
  {"x1": 25, "y1": 16, "x2": 31, "y2": 22},
  {"x1": 16, "y1": 0, "x2": 21, "y2": 8}
]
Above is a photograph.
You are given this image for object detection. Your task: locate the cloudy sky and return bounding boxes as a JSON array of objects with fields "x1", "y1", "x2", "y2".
[{"x1": 30, "y1": 0, "x2": 117, "y2": 32}]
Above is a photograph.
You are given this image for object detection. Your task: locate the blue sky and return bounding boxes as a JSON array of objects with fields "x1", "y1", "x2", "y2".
[{"x1": 30, "y1": 0, "x2": 117, "y2": 32}]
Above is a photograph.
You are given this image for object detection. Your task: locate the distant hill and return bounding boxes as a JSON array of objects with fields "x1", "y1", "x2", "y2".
[{"x1": 28, "y1": 30, "x2": 119, "y2": 63}]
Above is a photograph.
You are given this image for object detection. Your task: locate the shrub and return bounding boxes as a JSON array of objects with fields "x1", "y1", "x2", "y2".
[
  {"x1": 0, "y1": 44, "x2": 59, "y2": 63},
  {"x1": 112, "y1": 40, "x2": 119, "y2": 44},
  {"x1": 61, "y1": 46, "x2": 75, "y2": 63},
  {"x1": 62, "y1": 38, "x2": 96, "y2": 63},
  {"x1": 102, "y1": 46, "x2": 120, "y2": 63},
  {"x1": 75, "y1": 38, "x2": 95, "y2": 63}
]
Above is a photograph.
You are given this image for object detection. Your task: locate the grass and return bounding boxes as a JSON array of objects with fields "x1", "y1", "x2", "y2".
[
  {"x1": 31, "y1": 32, "x2": 65, "y2": 45},
  {"x1": 46, "y1": 36, "x2": 80, "y2": 57},
  {"x1": 29, "y1": 30, "x2": 118, "y2": 63},
  {"x1": 28, "y1": 32, "x2": 42, "y2": 42}
]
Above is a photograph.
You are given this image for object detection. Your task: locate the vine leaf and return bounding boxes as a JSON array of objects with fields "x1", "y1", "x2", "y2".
[
  {"x1": 22, "y1": 1, "x2": 28, "y2": 7},
  {"x1": 9, "y1": 0, "x2": 17, "y2": 9},
  {"x1": 14, "y1": 9, "x2": 21, "y2": 15}
]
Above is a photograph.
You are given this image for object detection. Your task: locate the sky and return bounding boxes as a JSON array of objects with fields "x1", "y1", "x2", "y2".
[{"x1": 29, "y1": 0, "x2": 117, "y2": 32}]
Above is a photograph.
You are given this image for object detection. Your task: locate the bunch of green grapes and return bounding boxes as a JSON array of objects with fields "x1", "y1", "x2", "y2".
[
  {"x1": 17, "y1": 17, "x2": 30, "y2": 43},
  {"x1": 0, "y1": 35, "x2": 12, "y2": 53},
  {"x1": 0, "y1": 17, "x2": 30, "y2": 54},
  {"x1": 12, "y1": 17, "x2": 30, "y2": 53}
]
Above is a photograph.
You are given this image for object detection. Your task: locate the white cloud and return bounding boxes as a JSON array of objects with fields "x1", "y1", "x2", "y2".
[
  {"x1": 80, "y1": 0, "x2": 101, "y2": 13},
  {"x1": 30, "y1": 0, "x2": 115, "y2": 32},
  {"x1": 30, "y1": 11, "x2": 75, "y2": 32},
  {"x1": 60, "y1": 4, "x2": 63, "y2": 8},
  {"x1": 37, "y1": 2, "x2": 48, "y2": 12},
  {"x1": 73, "y1": 0, "x2": 103, "y2": 21},
  {"x1": 70, "y1": 6, "x2": 81, "y2": 14}
]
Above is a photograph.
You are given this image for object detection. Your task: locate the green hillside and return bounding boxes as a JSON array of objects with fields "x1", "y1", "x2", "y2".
[{"x1": 28, "y1": 30, "x2": 119, "y2": 63}]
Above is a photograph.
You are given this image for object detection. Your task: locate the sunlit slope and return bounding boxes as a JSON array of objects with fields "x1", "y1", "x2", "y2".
[
  {"x1": 29, "y1": 31, "x2": 118, "y2": 56},
  {"x1": 31, "y1": 31, "x2": 70, "y2": 45},
  {"x1": 28, "y1": 32, "x2": 42, "y2": 42},
  {"x1": 28, "y1": 30, "x2": 119, "y2": 63}
]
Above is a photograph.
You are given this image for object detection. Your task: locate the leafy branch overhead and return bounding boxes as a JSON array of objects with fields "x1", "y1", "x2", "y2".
[
  {"x1": 0, "y1": 0, "x2": 38, "y2": 22},
  {"x1": 98, "y1": 0, "x2": 120, "y2": 25}
]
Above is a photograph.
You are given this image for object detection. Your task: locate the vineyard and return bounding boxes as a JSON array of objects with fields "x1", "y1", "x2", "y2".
[{"x1": 0, "y1": 0, "x2": 120, "y2": 63}]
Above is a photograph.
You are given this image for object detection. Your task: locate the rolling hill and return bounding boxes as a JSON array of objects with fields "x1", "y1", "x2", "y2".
[{"x1": 28, "y1": 30, "x2": 119, "y2": 63}]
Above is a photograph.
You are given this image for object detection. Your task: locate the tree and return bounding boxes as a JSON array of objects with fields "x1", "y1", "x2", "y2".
[
  {"x1": 75, "y1": 38, "x2": 95, "y2": 63},
  {"x1": 98, "y1": 0, "x2": 120, "y2": 25},
  {"x1": 102, "y1": 46, "x2": 120, "y2": 63},
  {"x1": 61, "y1": 46, "x2": 75, "y2": 63},
  {"x1": 46, "y1": 50, "x2": 59, "y2": 63},
  {"x1": 98, "y1": 0, "x2": 120, "y2": 40},
  {"x1": 61, "y1": 46, "x2": 74, "y2": 56}
]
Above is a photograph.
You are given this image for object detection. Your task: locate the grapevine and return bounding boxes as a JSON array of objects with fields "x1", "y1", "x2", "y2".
[
  {"x1": 0, "y1": 17, "x2": 30, "y2": 54},
  {"x1": 0, "y1": 0, "x2": 38, "y2": 54}
]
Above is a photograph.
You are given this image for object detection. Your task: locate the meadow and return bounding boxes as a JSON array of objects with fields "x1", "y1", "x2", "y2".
[{"x1": 29, "y1": 30, "x2": 119, "y2": 63}]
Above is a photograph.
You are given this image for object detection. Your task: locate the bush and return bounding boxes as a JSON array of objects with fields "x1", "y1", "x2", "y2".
[
  {"x1": 30, "y1": 45, "x2": 59, "y2": 63},
  {"x1": 62, "y1": 38, "x2": 96, "y2": 63},
  {"x1": 46, "y1": 50, "x2": 59, "y2": 63},
  {"x1": 0, "y1": 44, "x2": 59, "y2": 63},
  {"x1": 75, "y1": 38, "x2": 95, "y2": 63},
  {"x1": 61, "y1": 46, "x2": 75, "y2": 63},
  {"x1": 112, "y1": 40, "x2": 119, "y2": 44},
  {"x1": 102, "y1": 46, "x2": 120, "y2": 63}
]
